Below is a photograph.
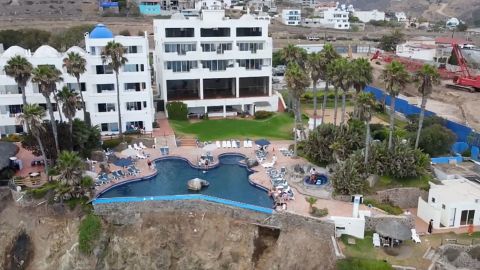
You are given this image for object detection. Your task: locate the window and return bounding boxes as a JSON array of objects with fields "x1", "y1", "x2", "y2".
[
  {"x1": 237, "y1": 59, "x2": 265, "y2": 70},
  {"x1": 125, "y1": 46, "x2": 140, "y2": 54},
  {"x1": 124, "y1": 82, "x2": 146, "y2": 92},
  {"x1": 126, "y1": 101, "x2": 142, "y2": 111},
  {"x1": 200, "y1": 28, "x2": 230, "y2": 37},
  {"x1": 165, "y1": 28, "x2": 194, "y2": 37},
  {"x1": 100, "y1": 123, "x2": 119, "y2": 132},
  {"x1": 164, "y1": 43, "x2": 196, "y2": 54},
  {"x1": 126, "y1": 121, "x2": 144, "y2": 130},
  {"x1": 442, "y1": 204, "x2": 446, "y2": 209},
  {"x1": 96, "y1": 65, "x2": 113, "y2": 74},
  {"x1": 200, "y1": 43, "x2": 232, "y2": 53},
  {"x1": 236, "y1": 27, "x2": 262, "y2": 37},
  {"x1": 96, "y1": 84, "x2": 115, "y2": 93},
  {"x1": 123, "y1": 64, "x2": 145, "y2": 72},
  {"x1": 431, "y1": 197, "x2": 436, "y2": 203},
  {"x1": 237, "y1": 42, "x2": 264, "y2": 53},
  {"x1": 165, "y1": 61, "x2": 198, "y2": 72},
  {"x1": 97, "y1": 103, "x2": 116, "y2": 112},
  {"x1": 67, "y1": 83, "x2": 86, "y2": 92},
  {"x1": 201, "y1": 60, "x2": 233, "y2": 71}
]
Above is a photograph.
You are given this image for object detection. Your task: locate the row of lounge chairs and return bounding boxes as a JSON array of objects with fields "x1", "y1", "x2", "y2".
[
  {"x1": 94, "y1": 165, "x2": 141, "y2": 186},
  {"x1": 256, "y1": 150, "x2": 268, "y2": 162},
  {"x1": 266, "y1": 167, "x2": 294, "y2": 200},
  {"x1": 214, "y1": 139, "x2": 254, "y2": 148},
  {"x1": 279, "y1": 147, "x2": 294, "y2": 157},
  {"x1": 128, "y1": 142, "x2": 148, "y2": 151}
]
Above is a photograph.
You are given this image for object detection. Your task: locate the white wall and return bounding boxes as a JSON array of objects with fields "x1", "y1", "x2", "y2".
[
  {"x1": 417, "y1": 197, "x2": 442, "y2": 229},
  {"x1": 330, "y1": 216, "x2": 365, "y2": 239},
  {"x1": 395, "y1": 45, "x2": 436, "y2": 61}
]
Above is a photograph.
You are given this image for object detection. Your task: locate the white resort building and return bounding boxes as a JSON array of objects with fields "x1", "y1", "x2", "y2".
[
  {"x1": 0, "y1": 24, "x2": 154, "y2": 136},
  {"x1": 303, "y1": 4, "x2": 349, "y2": 29},
  {"x1": 153, "y1": 9, "x2": 279, "y2": 118},
  {"x1": 281, "y1": 9, "x2": 301, "y2": 25}
]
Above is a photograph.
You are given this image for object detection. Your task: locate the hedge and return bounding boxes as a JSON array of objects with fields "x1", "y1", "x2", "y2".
[
  {"x1": 78, "y1": 214, "x2": 102, "y2": 254},
  {"x1": 166, "y1": 101, "x2": 188, "y2": 120},
  {"x1": 254, "y1": 110, "x2": 274, "y2": 119}
]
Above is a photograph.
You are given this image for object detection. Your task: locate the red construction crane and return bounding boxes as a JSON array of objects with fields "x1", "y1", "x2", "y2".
[{"x1": 447, "y1": 43, "x2": 480, "y2": 92}]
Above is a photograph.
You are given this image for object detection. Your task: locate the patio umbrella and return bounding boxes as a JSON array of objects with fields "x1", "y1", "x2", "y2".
[
  {"x1": 113, "y1": 158, "x2": 133, "y2": 167},
  {"x1": 255, "y1": 139, "x2": 270, "y2": 147},
  {"x1": 121, "y1": 147, "x2": 137, "y2": 157},
  {"x1": 202, "y1": 143, "x2": 217, "y2": 152},
  {"x1": 375, "y1": 220, "x2": 411, "y2": 241}
]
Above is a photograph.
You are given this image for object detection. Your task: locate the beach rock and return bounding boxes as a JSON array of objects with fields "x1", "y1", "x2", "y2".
[
  {"x1": 187, "y1": 178, "x2": 209, "y2": 191},
  {"x1": 245, "y1": 158, "x2": 258, "y2": 168}
]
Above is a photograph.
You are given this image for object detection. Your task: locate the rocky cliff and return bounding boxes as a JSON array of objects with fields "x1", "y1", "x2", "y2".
[{"x1": 1, "y1": 194, "x2": 337, "y2": 270}]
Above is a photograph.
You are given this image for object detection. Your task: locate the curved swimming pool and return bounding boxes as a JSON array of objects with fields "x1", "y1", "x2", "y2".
[{"x1": 98, "y1": 154, "x2": 273, "y2": 208}]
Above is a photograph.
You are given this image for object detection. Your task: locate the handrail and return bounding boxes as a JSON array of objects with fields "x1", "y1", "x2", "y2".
[{"x1": 92, "y1": 194, "x2": 274, "y2": 214}]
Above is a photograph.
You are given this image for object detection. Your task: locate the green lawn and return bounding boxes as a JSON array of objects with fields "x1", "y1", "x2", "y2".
[
  {"x1": 372, "y1": 175, "x2": 431, "y2": 192},
  {"x1": 170, "y1": 113, "x2": 294, "y2": 141},
  {"x1": 337, "y1": 258, "x2": 393, "y2": 270}
]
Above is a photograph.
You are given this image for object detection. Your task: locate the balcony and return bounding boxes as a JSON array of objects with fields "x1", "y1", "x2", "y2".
[
  {"x1": 166, "y1": 79, "x2": 200, "y2": 101},
  {"x1": 239, "y1": 77, "x2": 269, "y2": 97},
  {"x1": 203, "y1": 78, "x2": 236, "y2": 99},
  {"x1": 0, "y1": 85, "x2": 21, "y2": 95}
]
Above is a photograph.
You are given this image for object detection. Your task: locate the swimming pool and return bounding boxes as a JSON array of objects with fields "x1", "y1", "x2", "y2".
[{"x1": 98, "y1": 154, "x2": 273, "y2": 208}]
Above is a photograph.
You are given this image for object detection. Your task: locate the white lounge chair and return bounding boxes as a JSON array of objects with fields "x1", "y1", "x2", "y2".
[
  {"x1": 136, "y1": 153, "x2": 146, "y2": 159},
  {"x1": 226, "y1": 140, "x2": 232, "y2": 148},
  {"x1": 243, "y1": 140, "x2": 248, "y2": 148},
  {"x1": 128, "y1": 145, "x2": 134, "y2": 150},
  {"x1": 261, "y1": 160, "x2": 276, "y2": 168},
  {"x1": 232, "y1": 140, "x2": 237, "y2": 148},
  {"x1": 411, "y1": 229, "x2": 421, "y2": 243},
  {"x1": 247, "y1": 140, "x2": 253, "y2": 148},
  {"x1": 216, "y1": 141, "x2": 221, "y2": 148},
  {"x1": 133, "y1": 143, "x2": 142, "y2": 150},
  {"x1": 222, "y1": 141, "x2": 227, "y2": 148},
  {"x1": 139, "y1": 142, "x2": 147, "y2": 149},
  {"x1": 373, "y1": 233, "x2": 381, "y2": 247}
]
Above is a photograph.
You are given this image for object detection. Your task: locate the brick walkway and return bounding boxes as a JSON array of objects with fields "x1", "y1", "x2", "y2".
[{"x1": 152, "y1": 112, "x2": 174, "y2": 137}]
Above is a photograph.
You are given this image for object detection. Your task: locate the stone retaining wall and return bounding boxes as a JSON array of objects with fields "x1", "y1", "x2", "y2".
[
  {"x1": 366, "y1": 188, "x2": 428, "y2": 209},
  {"x1": 94, "y1": 199, "x2": 335, "y2": 237},
  {"x1": 365, "y1": 215, "x2": 415, "y2": 231}
]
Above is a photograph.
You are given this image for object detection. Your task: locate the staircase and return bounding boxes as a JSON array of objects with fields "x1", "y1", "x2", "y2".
[{"x1": 178, "y1": 137, "x2": 198, "y2": 147}]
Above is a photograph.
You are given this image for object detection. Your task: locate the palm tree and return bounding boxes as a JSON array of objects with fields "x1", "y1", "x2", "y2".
[
  {"x1": 328, "y1": 58, "x2": 354, "y2": 126},
  {"x1": 101, "y1": 41, "x2": 128, "y2": 140},
  {"x1": 307, "y1": 52, "x2": 323, "y2": 128},
  {"x1": 413, "y1": 64, "x2": 440, "y2": 149},
  {"x1": 356, "y1": 92, "x2": 375, "y2": 164},
  {"x1": 4, "y1": 56, "x2": 33, "y2": 132},
  {"x1": 17, "y1": 104, "x2": 49, "y2": 175},
  {"x1": 56, "y1": 150, "x2": 84, "y2": 198},
  {"x1": 32, "y1": 65, "x2": 63, "y2": 155},
  {"x1": 305, "y1": 196, "x2": 318, "y2": 213},
  {"x1": 380, "y1": 61, "x2": 410, "y2": 150},
  {"x1": 285, "y1": 62, "x2": 310, "y2": 157},
  {"x1": 63, "y1": 52, "x2": 88, "y2": 125},
  {"x1": 280, "y1": 44, "x2": 308, "y2": 67},
  {"x1": 319, "y1": 44, "x2": 340, "y2": 123},
  {"x1": 351, "y1": 58, "x2": 373, "y2": 118},
  {"x1": 57, "y1": 86, "x2": 81, "y2": 148}
]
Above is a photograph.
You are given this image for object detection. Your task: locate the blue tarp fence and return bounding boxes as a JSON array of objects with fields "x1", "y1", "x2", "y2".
[{"x1": 364, "y1": 85, "x2": 479, "y2": 144}]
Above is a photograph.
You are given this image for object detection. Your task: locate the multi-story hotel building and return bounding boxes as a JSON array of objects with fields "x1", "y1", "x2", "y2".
[
  {"x1": 153, "y1": 9, "x2": 279, "y2": 118},
  {"x1": 0, "y1": 24, "x2": 154, "y2": 136}
]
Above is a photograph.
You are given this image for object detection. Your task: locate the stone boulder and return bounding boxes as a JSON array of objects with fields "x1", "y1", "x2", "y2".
[
  {"x1": 187, "y1": 178, "x2": 209, "y2": 191},
  {"x1": 245, "y1": 158, "x2": 258, "y2": 168},
  {"x1": 91, "y1": 150, "x2": 106, "y2": 162}
]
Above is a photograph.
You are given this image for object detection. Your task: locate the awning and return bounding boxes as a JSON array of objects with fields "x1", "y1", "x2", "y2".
[{"x1": 254, "y1": 101, "x2": 271, "y2": 107}]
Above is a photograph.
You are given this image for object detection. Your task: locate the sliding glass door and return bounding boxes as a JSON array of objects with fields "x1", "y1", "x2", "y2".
[{"x1": 460, "y1": 210, "x2": 475, "y2": 226}]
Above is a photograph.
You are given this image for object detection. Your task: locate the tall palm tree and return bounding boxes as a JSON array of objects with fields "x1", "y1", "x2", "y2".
[
  {"x1": 4, "y1": 56, "x2": 33, "y2": 132},
  {"x1": 351, "y1": 58, "x2": 373, "y2": 118},
  {"x1": 101, "y1": 41, "x2": 128, "y2": 139},
  {"x1": 57, "y1": 86, "x2": 81, "y2": 148},
  {"x1": 285, "y1": 62, "x2": 310, "y2": 157},
  {"x1": 56, "y1": 150, "x2": 85, "y2": 198},
  {"x1": 413, "y1": 64, "x2": 440, "y2": 149},
  {"x1": 319, "y1": 44, "x2": 340, "y2": 123},
  {"x1": 328, "y1": 58, "x2": 354, "y2": 126},
  {"x1": 32, "y1": 65, "x2": 63, "y2": 155},
  {"x1": 307, "y1": 52, "x2": 323, "y2": 128},
  {"x1": 356, "y1": 92, "x2": 375, "y2": 164},
  {"x1": 280, "y1": 44, "x2": 308, "y2": 67},
  {"x1": 63, "y1": 52, "x2": 88, "y2": 125},
  {"x1": 17, "y1": 104, "x2": 49, "y2": 175},
  {"x1": 380, "y1": 61, "x2": 410, "y2": 150}
]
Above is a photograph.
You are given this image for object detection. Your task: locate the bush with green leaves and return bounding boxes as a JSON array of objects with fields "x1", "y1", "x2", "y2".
[
  {"x1": 254, "y1": 110, "x2": 274, "y2": 119},
  {"x1": 337, "y1": 258, "x2": 393, "y2": 270},
  {"x1": 411, "y1": 124, "x2": 456, "y2": 157},
  {"x1": 363, "y1": 199, "x2": 403, "y2": 215},
  {"x1": 303, "y1": 123, "x2": 364, "y2": 165},
  {"x1": 78, "y1": 214, "x2": 102, "y2": 254},
  {"x1": 330, "y1": 153, "x2": 368, "y2": 195},
  {"x1": 311, "y1": 207, "x2": 329, "y2": 217},
  {"x1": 166, "y1": 101, "x2": 188, "y2": 120}
]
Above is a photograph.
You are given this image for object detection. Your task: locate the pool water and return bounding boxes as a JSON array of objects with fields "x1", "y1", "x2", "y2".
[{"x1": 98, "y1": 155, "x2": 273, "y2": 208}]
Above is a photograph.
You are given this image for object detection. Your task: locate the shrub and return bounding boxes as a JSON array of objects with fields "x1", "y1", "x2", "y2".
[
  {"x1": 311, "y1": 207, "x2": 328, "y2": 217},
  {"x1": 166, "y1": 101, "x2": 188, "y2": 120},
  {"x1": 152, "y1": 121, "x2": 159, "y2": 128},
  {"x1": 26, "y1": 181, "x2": 58, "y2": 199},
  {"x1": 119, "y1": 29, "x2": 130, "y2": 36},
  {"x1": 363, "y1": 199, "x2": 403, "y2": 215},
  {"x1": 254, "y1": 110, "x2": 274, "y2": 119},
  {"x1": 413, "y1": 124, "x2": 456, "y2": 157},
  {"x1": 78, "y1": 214, "x2": 102, "y2": 254},
  {"x1": 1, "y1": 133, "x2": 22, "y2": 142},
  {"x1": 337, "y1": 258, "x2": 393, "y2": 270},
  {"x1": 80, "y1": 176, "x2": 94, "y2": 188},
  {"x1": 102, "y1": 138, "x2": 122, "y2": 150}
]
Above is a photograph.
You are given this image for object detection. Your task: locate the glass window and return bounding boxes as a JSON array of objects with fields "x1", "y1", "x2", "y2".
[
  {"x1": 126, "y1": 101, "x2": 142, "y2": 111},
  {"x1": 96, "y1": 84, "x2": 115, "y2": 93},
  {"x1": 165, "y1": 28, "x2": 194, "y2": 37}
]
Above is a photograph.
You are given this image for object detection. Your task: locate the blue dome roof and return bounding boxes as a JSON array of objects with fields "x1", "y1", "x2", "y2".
[{"x1": 90, "y1": 24, "x2": 114, "y2": 39}]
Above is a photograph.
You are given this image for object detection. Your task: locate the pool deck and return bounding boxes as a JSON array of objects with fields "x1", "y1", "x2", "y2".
[{"x1": 92, "y1": 140, "x2": 381, "y2": 219}]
